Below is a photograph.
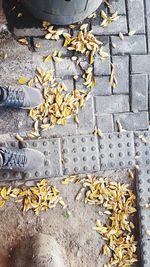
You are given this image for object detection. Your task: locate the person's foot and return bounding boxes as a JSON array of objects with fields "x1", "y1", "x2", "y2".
[
  {"x1": 0, "y1": 147, "x2": 44, "y2": 172},
  {"x1": 0, "y1": 85, "x2": 43, "y2": 109}
]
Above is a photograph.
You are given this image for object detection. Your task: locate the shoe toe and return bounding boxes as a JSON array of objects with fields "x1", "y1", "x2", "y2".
[{"x1": 24, "y1": 149, "x2": 45, "y2": 171}]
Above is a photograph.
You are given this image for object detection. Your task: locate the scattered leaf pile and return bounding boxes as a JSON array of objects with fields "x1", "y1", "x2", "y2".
[
  {"x1": 28, "y1": 68, "x2": 90, "y2": 133},
  {"x1": 63, "y1": 24, "x2": 105, "y2": 63},
  {"x1": 62, "y1": 175, "x2": 138, "y2": 267},
  {"x1": 43, "y1": 21, "x2": 64, "y2": 40},
  {"x1": 101, "y1": 11, "x2": 120, "y2": 27},
  {"x1": 0, "y1": 179, "x2": 65, "y2": 215}
]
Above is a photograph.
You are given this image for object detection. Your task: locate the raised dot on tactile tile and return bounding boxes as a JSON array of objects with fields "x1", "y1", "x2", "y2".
[
  {"x1": 24, "y1": 172, "x2": 31, "y2": 179},
  {"x1": 52, "y1": 140, "x2": 57, "y2": 145},
  {"x1": 45, "y1": 160, "x2": 49, "y2": 166},
  {"x1": 128, "y1": 152, "x2": 131, "y2": 156},
  {"x1": 140, "y1": 198, "x2": 144, "y2": 203},
  {"x1": 148, "y1": 179, "x2": 150, "y2": 183},
  {"x1": 63, "y1": 149, "x2": 68, "y2": 154},
  {"x1": 119, "y1": 161, "x2": 124, "y2": 167},
  {"x1": 11, "y1": 142, "x2": 16, "y2": 147},
  {"x1": 64, "y1": 168, "x2": 69, "y2": 175},
  {"x1": 82, "y1": 147, "x2": 86, "y2": 152},
  {"x1": 92, "y1": 156, "x2": 96, "y2": 161},
  {"x1": 139, "y1": 188, "x2": 143, "y2": 193},
  {"x1": 91, "y1": 146, "x2": 96, "y2": 151},
  {"x1": 3, "y1": 172, "x2": 9, "y2": 179},
  {"x1": 72, "y1": 148, "x2": 77, "y2": 153},
  {"x1": 147, "y1": 170, "x2": 150, "y2": 174},
  {"x1": 33, "y1": 141, "x2": 38, "y2": 147},
  {"x1": 118, "y1": 143, "x2": 122, "y2": 148},
  {"x1": 119, "y1": 152, "x2": 123, "y2": 157},
  {"x1": 135, "y1": 142, "x2": 140, "y2": 147},
  {"x1": 109, "y1": 144, "x2": 113, "y2": 149},
  {"x1": 43, "y1": 141, "x2": 48, "y2": 146},
  {"x1": 108, "y1": 134, "x2": 112, "y2": 139},
  {"x1": 139, "y1": 179, "x2": 143, "y2": 184},
  {"x1": 101, "y1": 154, "x2": 105, "y2": 158},
  {"x1": 144, "y1": 132, "x2": 148, "y2": 137},
  {"x1": 143, "y1": 251, "x2": 147, "y2": 256},
  {"x1": 141, "y1": 224, "x2": 146, "y2": 229},
  {"x1": 74, "y1": 167, "x2": 79, "y2": 172},
  {"x1": 83, "y1": 166, "x2": 88, "y2": 171},
  {"x1": 100, "y1": 145, "x2": 104, "y2": 149},
  {"x1": 45, "y1": 170, "x2": 50, "y2": 176},
  {"x1": 126, "y1": 133, "x2": 130, "y2": 138},
  {"x1": 117, "y1": 133, "x2": 122, "y2": 138},
  {"x1": 44, "y1": 151, "x2": 49, "y2": 156},
  {"x1": 141, "y1": 216, "x2": 145, "y2": 220},
  {"x1": 127, "y1": 142, "x2": 131, "y2": 147},
  {"x1": 81, "y1": 137, "x2": 86, "y2": 143},
  {"x1": 93, "y1": 165, "x2": 97, "y2": 171},
  {"x1": 110, "y1": 162, "x2": 115, "y2": 167},
  {"x1": 73, "y1": 158, "x2": 78, "y2": 162},
  {"x1": 83, "y1": 157, "x2": 87, "y2": 161},
  {"x1": 72, "y1": 138, "x2": 76, "y2": 143},
  {"x1": 109, "y1": 153, "x2": 114, "y2": 158},
  {"x1": 90, "y1": 137, "x2": 95, "y2": 142},
  {"x1": 148, "y1": 188, "x2": 150, "y2": 192},
  {"x1": 35, "y1": 171, "x2": 41, "y2": 177},
  {"x1": 146, "y1": 159, "x2": 150, "y2": 165},
  {"x1": 64, "y1": 158, "x2": 69, "y2": 163},
  {"x1": 145, "y1": 150, "x2": 149, "y2": 155}
]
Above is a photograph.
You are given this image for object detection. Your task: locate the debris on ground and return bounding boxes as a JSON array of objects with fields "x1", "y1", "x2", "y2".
[
  {"x1": 0, "y1": 179, "x2": 66, "y2": 215},
  {"x1": 62, "y1": 174, "x2": 138, "y2": 266}
]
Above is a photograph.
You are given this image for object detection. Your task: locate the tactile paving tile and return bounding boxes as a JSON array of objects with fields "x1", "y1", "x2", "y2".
[
  {"x1": 62, "y1": 135, "x2": 100, "y2": 175},
  {"x1": 134, "y1": 131, "x2": 150, "y2": 168},
  {"x1": 99, "y1": 132, "x2": 135, "y2": 170},
  {"x1": 0, "y1": 140, "x2": 23, "y2": 181},
  {"x1": 20, "y1": 138, "x2": 63, "y2": 179},
  {"x1": 136, "y1": 168, "x2": 150, "y2": 207},
  {"x1": 140, "y1": 240, "x2": 150, "y2": 267}
]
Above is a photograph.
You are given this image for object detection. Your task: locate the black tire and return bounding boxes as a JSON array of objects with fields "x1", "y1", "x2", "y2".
[{"x1": 21, "y1": 0, "x2": 103, "y2": 25}]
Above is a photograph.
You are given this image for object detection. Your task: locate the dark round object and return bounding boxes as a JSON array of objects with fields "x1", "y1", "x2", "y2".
[{"x1": 21, "y1": 0, "x2": 102, "y2": 25}]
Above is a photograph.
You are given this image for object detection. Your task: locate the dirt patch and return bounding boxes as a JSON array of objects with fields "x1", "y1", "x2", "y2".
[{"x1": 0, "y1": 170, "x2": 139, "y2": 267}]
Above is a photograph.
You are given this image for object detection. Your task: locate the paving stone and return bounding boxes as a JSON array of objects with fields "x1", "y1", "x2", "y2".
[
  {"x1": 0, "y1": 36, "x2": 33, "y2": 86},
  {"x1": 127, "y1": 0, "x2": 145, "y2": 33},
  {"x1": 131, "y1": 74, "x2": 148, "y2": 111},
  {"x1": 32, "y1": 53, "x2": 54, "y2": 71},
  {"x1": 94, "y1": 54, "x2": 111, "y2": 76},
  {"x1": 112, "y1": 55, "x2": 129, "y2": 94},
  {"x1": 99, "y1": 132, "x2": 135, "y2": 170},
  {"x1": 145, "y1": 0, "x2": 150, "y2": 52},
  {"x1": 111, "y1": 35, "x2": 147, "y2": 55},
  {"x1": 92, "y1": 16, "x2": 127, "y2": 35},
  {"x1": 20, "y1": 138, "x2": 63, "y2": 179},
  {"x1": 55, "y1": 58, "x2": 80, "y2": 77},
  {"x1": 93, "y1": 76, "x2": 111, "y2": 95},
  {"x1": 134, "y1": 131, "x2": 150, "y2": 168},
  {"x1": 109, "y1": 0, "x2": 126, "y2": 15},
  {"x1": 96, "y1": 114, "x2": 114, "y2": 132},
  {"x1": 131, "y1": 55, "x2": 150, "y2": 74},
  {"x1": 114, "y1": 112, "x2": 149, "y2": 131},
  {"x1": 95, "y1": 95, "x2": 129, "y2": 114},
  {"x1": 33, "y1": 38, "x2": 69, "y2": 56},
  {"x1": 62, "y1": 135, "x2": 100, "y2": 175},
  {"x1": 140, "y1": 239, "x2": 150, "y2": 267},
  {"x1": 76, "y1": 98, "x2": 95, "y2": 134}
]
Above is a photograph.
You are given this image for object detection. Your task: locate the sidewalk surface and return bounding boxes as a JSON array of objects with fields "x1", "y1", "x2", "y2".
[{"x1": 0, "y1": 0, "x2": 150, "y2": 266}]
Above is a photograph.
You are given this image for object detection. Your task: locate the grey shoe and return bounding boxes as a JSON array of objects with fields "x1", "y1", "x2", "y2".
[
  {"x1": 0, "y1": 85, "x2": 43, "y2": 109},
  {"x1": 0, "y1": 147, "x2": 44, "y2": 172}
]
